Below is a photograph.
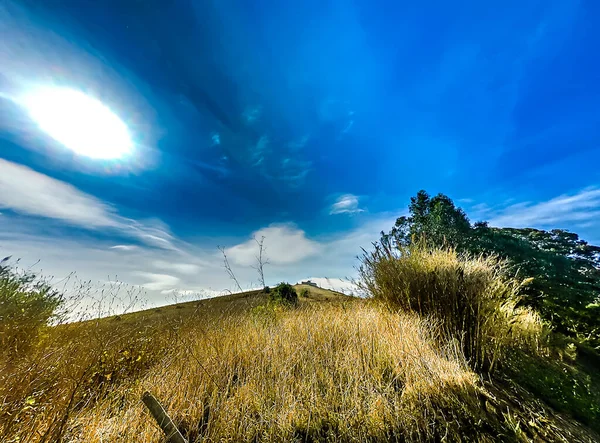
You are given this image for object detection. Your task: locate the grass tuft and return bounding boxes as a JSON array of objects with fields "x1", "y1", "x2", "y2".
[{"x1": 358, "y1": 244, "x2": 545, "y2": 372}]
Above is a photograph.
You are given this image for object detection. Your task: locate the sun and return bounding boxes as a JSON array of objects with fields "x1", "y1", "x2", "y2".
[{"x1": 21, "y1": 87, "x2": 133, "y2": 159}]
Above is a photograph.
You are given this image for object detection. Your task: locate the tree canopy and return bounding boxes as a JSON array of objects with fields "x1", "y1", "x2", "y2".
[{"x1": 382, "y1": 190, "x2": 600, "y2": 347}]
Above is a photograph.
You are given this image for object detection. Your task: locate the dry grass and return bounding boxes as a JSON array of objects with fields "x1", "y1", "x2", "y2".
[
  {"x1": 358, "y1": 245, "x2": 545, "y2": 371},
  {"x1": 2, "y1": 288, "x2": 599, "y2": 442},
  {"x1": 2, "y1": 298, "x2": 498, "y2": 442}
]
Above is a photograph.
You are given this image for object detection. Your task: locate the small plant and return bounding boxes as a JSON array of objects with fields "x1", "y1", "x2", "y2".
[
  {"x1": 270, "y1": 282, "x2": 298, "y2": 306},
  {"x1": 300, "y1": 288, "x2": 310, "y2": 298},
  {"x1": 0, "y1": 258, "x2": 65, "y2": 357},
  {"x1": 263, "y1": 286, "x2": 271, "y2": 294}
]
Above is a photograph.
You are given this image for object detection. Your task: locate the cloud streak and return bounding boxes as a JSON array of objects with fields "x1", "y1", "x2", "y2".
[
  {"x1": 488, "y1": 188, "x2": 600, "y2": 229},
  {"x1": 0, "y1": 159, "x2": 179, "y2": 250},
  {"x1": 330, "y1": 194, "x2": 364, "y2": 215},
  {"x1": 152, "y1": 260, "x2": 202, "y2": 276},
  {"x1": 0, "y1": 158, "x2": 118, "y2": 228}
]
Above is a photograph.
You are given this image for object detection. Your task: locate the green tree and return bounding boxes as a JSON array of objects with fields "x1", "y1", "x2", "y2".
[
  {"x1": 270, "y1": 282, "x2": 298, "y2": 306},
  {"x1": 471, "y1": 224, "x2": 600, "y2": 337},
  {"x1": 383, "y1": 190, "x2": 471, "y2": 249},
  {"x1": 383, "y1": 191, "x2": 600, "y2": 347}
]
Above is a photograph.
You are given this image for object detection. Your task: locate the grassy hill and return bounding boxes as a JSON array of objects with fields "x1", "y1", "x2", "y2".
[
  {"x1": 2, "y1": 272, "x2": 600, "y2": 441},
  {"x1": 98, "y1": 284, "x2": 351, "y2": 324}
]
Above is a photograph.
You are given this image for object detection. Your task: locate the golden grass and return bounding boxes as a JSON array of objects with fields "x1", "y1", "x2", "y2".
[
  {"x1": 2, "y1": 300, "x2": 493, "y2": 442},
  {"x1": 358, "y1": 245, "x2": 545, "y2": 371}
]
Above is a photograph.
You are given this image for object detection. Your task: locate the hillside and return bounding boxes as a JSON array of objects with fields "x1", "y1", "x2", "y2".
[
  {"x1": 100, "y1": 284, "x2": 351, "y2": 324},
  {"x1": 2, "y1": 280, "x2": 600, "y2": 442}
]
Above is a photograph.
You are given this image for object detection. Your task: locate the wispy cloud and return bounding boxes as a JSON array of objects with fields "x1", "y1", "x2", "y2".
[
  {"x1": 110, "y1": 245, "x2": 138, "y2": 251},
  {"x1": 226, "y1": 223, "x2": 320, "y2": 266},
  {"x1": 152, "y1": 260, "x2": 202, "y2": 276},
  {"x1": 287, "y1": 134, "x2": 310, "y2": 151},
  {"x1": 0, "y1": 223, "x2": 231, "y2": 307},
  {"x1": 135, "y1": 272, "x2": 181, "y2": 291},
  {"x1": 330, "y1": 194, "x2": 364, "y2": 215},
  {"x1": 488, "y1": 188, "x2": 600, "y2": 229},
  {"x1": 0, "y1": 159, "x2": 118, "y2": 228},
  {"x1": 0, "y1": 159, "x2": 179, "y2": 250}
]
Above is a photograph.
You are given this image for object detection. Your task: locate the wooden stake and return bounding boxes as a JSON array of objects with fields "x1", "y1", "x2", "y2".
[{"x1": 142, "y1": 391, "x2": 188, "y2": 443}]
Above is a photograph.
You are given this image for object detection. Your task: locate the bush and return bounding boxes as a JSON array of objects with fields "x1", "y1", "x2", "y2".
[
  {"x1": 270, "y1": 282, "x2": 298, "y2": 306},
  {"x1": 358, "y1": 245, "x2": 543, "y2": 372},
  {"x1": 0, "y1": 259, "x2": 64, "y2": 357},
  {"x1": 300, "y1": 288, "x2": 310, "y2": 298},
  {"x1": 263, "y1": 286, "x2": 271, "y2": 294},
  {"x1": 504, "y1": 350, "x2": 600, "y2": 430}
]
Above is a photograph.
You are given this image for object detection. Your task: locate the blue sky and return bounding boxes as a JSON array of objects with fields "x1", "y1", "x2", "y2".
[{"x1": 1, "y1": 0, "x2": 600, "y2": 307}]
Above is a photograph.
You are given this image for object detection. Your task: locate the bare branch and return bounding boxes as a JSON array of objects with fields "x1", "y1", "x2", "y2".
[
  {"x1": 218, "y1": 246, "x2": 243, "y2": 293},
  {"x1": 251, "y1": 235, "x2": 270, "y2": 288}
]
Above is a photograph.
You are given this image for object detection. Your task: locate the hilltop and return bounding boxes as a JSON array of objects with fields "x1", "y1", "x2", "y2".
[{"x1": 101, "y1": 283, "x2": 351, "y2": 323}]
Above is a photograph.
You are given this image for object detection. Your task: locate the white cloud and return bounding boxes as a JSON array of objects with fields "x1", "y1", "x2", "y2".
[
  {"x1": 0, "y1": 159, "x2": 179, "y2": 251},
  {"x1": 226, "y1": 223, "x2": 320, "y2": 266},
  {"x1": 135, "y1": 272, "x2": 180, "y2": 292},
  {"x1": 488, "y1": 188, "x2": 600, "y2": 229},
  {"x1": 330, "y1": 194, "x2": 364, "y2": 215},
  {"x1": 152, "y1": 260, "x2": 202, "y2": 275},
  {"x1": 0, "y1": 159, "x2": 118, "y2": 228},
  {"x1": 125, "y1": 218, "x2": 181, "y2": 252},
  {"x1": 246, "y1": 215, "x2": 397, "y2": 289},
  {"x1": 110, "y1": 245, "x2": 138, "y2": 251}
]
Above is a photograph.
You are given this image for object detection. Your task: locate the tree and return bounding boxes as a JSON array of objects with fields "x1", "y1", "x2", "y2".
[
  {"x1": 270, "y1": 283, "x2": 298, "y2": 306},
  {"x1": 471, "y1": 225, "x2": 600, "y2": 337},
  {"x1": 383, "y1": 190, "x2": 471, "y2": 249},
  {"x1": 382, "y1": 190, "x2": 600, "y2": 347}
]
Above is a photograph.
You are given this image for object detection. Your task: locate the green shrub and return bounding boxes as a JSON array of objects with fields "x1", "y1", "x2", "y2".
[
  {"x1": 0, "y1": 259, "x2": 64, "y2": 357},
  {"x1": 358, "y1": 245, "x2": 543, "y2": 372},
  {"x1": 505, "y1": 350, "x2": 600, "y2": 430},
  {"x1": 270, "y1": 282, "x2": 298, "y2": 306},
  {"x1": 300, "y1": 288, "x2": 310, "y2": 298},
  {"x1": 263, "y1": 286, "x2": 271, "y2": 294}
]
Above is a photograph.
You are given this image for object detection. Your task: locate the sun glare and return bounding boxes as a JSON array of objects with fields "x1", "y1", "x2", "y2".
[{"x1": 21, "y1": 87, "x2": 133, "y2": 159}]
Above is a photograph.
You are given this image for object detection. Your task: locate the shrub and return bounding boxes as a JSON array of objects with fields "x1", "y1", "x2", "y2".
[
  {"x1": 300, "y1": 288, "x2": 310, "y2": 298},
  {"x1": 270, "y1": 282, "x2": 298, "y2": 306},
  {"x1": 263, "y1": 286, "x2": 271, "y2": 294},
  {"x1": 358, "y1": 244, "x2": 543, "y2": 372},
  {"x1": 0, "y1": 259, "x2": 65, "y2": 357},
  {"x1": 504, "y1": 350, "x2": 600, "y2": 430}
]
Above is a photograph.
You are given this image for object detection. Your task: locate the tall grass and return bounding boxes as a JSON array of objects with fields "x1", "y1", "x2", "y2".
[
  {"x1": 2, "y1": 299, "x2": 496, "y2": 442},
  {"x1": 5, "y1": 252, "x2": 597, "y2": 442},
  {"x1": 0, "y1": 259, "x2": 66, "y2": 359},
  {"x1": 358, "y1": 244, "x2": 544, "y2": 372}
]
